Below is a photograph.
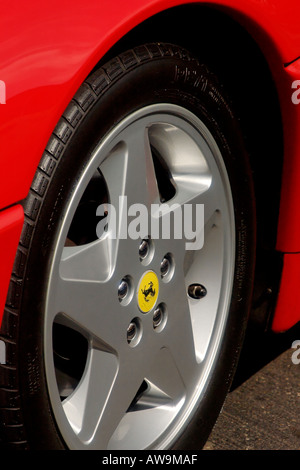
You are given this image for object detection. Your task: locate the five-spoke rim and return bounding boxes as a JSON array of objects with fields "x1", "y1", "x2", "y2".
[{"x1": 44, "y1": 104, "x2": 235, "y2": 450}]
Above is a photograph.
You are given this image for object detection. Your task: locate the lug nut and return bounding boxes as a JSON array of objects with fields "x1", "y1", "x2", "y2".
[
  {"x1": 127, "y1": 318, "x2": 142, "y2": 346},
  {"x1": 188, "y1": 283, "x2": 207, "y2": 299},
  {"x1": 118, "y1": 279, "x2": 129, "y2": 301},
  {"x1": 153, "y1": 303, "x2": 167, "y2": 332},
  {"x1": 153, "y1": 307, "x2": 163, "y2": 329},
  {"x1": 127, "y1": 322, "x2": 137, "y2": 343},
  {"x1": 160, "y1": 257, "x2": 170, "y2": 278},
  {"x1": 139, "y1": 239, "x2": 150, "y2": 260}
]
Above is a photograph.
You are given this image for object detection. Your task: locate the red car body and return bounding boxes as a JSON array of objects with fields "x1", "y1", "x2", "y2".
[{"x1": 1, "y1": 0, "x2": 300, "y2": 333}]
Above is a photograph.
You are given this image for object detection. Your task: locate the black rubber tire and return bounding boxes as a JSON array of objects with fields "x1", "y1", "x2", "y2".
[{"x1": 0, "y1": 43, "x2": 256, "y2": 450}]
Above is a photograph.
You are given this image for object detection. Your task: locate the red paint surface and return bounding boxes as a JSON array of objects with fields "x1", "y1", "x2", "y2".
[
  {"x1": 276, "y1": 60, "x2": 300, "y2": 253},
  {"x1": 272, "y1": 59, "x2": 300, "y2": 330},
  {"x1": 272, "y1": 253, "x2": 300, "y2": 332}
]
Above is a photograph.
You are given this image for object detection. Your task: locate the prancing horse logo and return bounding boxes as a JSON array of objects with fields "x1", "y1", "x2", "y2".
[{"x1": 141, "y1": 281, "x2": 156, "y2": 302}]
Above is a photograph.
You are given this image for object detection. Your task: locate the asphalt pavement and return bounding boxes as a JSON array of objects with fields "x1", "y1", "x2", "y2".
[{"x1": 204, "y1": 323, "x2": 300, "y2": 450}]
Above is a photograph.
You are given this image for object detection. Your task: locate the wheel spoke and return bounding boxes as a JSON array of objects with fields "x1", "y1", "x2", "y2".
[
  {"x1": 150, "y1": 179, "x2": 220, "y2": 257},
  {"x1": 145, "y1": 347, "x2": 186, "y2": 406},
  {"x1": 100, "y1": 122, "x2": 160, "y2": 211},
  {"x1": 60, "y1": 236, "x2": 113, "y2": 282},
  {"x1": 184, "y1": 207, "x2": 231, "y2": 361},
  {"x1": 160, "y1": 270, "x2": 200, "y2": 389},
  {"x1": 98, "y1": 124, "x2": 160, "y2": 272},
  {"x1": 62, "y1": 348, "x2": 118, "y2": 441},
  {"x1": 195, "y1": 182, "x2": 222, "y2": 226},
  {"x1": 49, "y1": 272, "x2": 127, "y2": 352},
  {"x1": 124, "y1": 123, "x2": 160, "y2": 209},
  {"x1": 72, "y1": 353, "x2": 144, "y2": 448}
]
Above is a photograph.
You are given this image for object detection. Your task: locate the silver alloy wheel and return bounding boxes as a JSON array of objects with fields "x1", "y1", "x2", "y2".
[{"x1": 44, "y1": 104, "x2": 235, "y2": 450}]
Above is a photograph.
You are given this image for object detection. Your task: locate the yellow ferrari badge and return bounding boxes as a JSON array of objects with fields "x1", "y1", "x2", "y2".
[{"x1": 137, "y1": 271, "x2": 159, "y2": 313}]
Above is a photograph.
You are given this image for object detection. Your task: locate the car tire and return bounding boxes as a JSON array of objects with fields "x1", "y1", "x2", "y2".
[{"x1": 0, "y1": 43, "x2": 255, "y2": 450}]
